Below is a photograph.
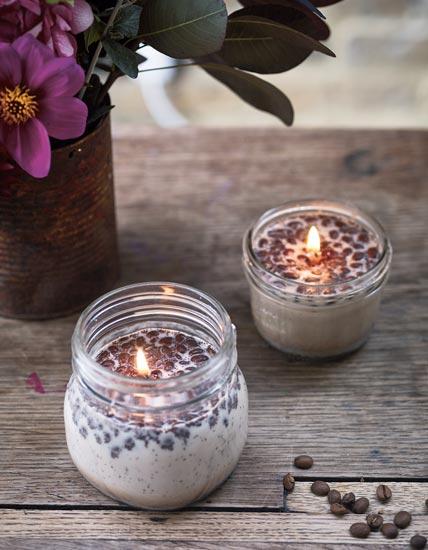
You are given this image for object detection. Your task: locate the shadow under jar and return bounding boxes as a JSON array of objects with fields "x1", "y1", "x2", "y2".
[
  {"x1": 243, "y1": 200, "x2": 392, "y2": 359},
  {"x1": 64, "y1": 283, "x2": 248, "y2": 510}
]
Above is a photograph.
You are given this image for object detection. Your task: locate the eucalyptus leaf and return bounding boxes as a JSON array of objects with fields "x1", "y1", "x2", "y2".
[
  {"x1": 219, "y1": 15, "x2": 334, "y2": 74},
  {"x1": 113, "y1": 5, "x2": 143, "y2": 39},
  {"x1": 84, "y1": 19, "x2": 105, "y2": 50},
  {"x1": 231, "y1": 4, "x2": 330, "y2": 41},
  {"x1": 140, "y1": 0, "x2": 228, "y2": 58},
  {"x1": 202, "y1": 62, "x2": 293, "y2": 125},
  {"x1": 239, "y1": 0, "x2": 325, "y2": 20},
  {"x1": 312, "y1": 0, "x2": 343, "y2": 5},
  {"x1": 88, "y1": 104, "x2": 114, "y2": 125},
  {"x1": 103, "y1": 38, "x2": 145, "y2": 78}
]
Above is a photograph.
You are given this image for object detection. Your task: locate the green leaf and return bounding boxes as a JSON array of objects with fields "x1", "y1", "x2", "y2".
[
  {"x1": 312, "y1": 0, "x2": 343, "y2": 5},
  {"x1": 84, "y1": 19, "x2": 105, "y2": 50},
  {"x1": 231, "y1": 4, "x2": 330, "y2": 41},
  {"x1": 140, "y1": 0, "x2": 228, "y2": 59},
  {"x1": 88, "y1": 104, "x2": 115, "y2": 125},
  {"x1": 102, "y1": 38, "x2": 145, "y2": 78},
  {"x1": 201, "y1": 62, "x2": 294, "y2": 125},
  {"x1": 219, "y1": 15, "x2": 335, "y2": 74},
  {"x1": 112, "y1": 5, "x2": 143, "y2": 39},
  {"x1": 239, "y1": 0, "x2": 325, "y2": 20}
]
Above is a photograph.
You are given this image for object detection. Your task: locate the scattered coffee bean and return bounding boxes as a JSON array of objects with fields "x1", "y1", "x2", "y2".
[
  {"x1": 382, "y1": 523, "x2": 399, "y2": 539},
  {"x1": 353, "y1": 497, "x2": 369, "y2": 514},
  {"x1": 331, "y1": 503, "x2": 348, "y2": 516},
  {"x1": 350, "y1": 522, "x2": 370, "y2": 539},
  {"x1": 425, "y1": 498, "x2": 428, "y2": 509},
  {"x1": 311, "y1": 480, "x2": 330, "y2": 497},
  {"x1": 328, "y1": 489, "x2": 341, "y2": 505},
  {"x1": 376, "y1": 484, "x2": 392, "y2": 503},
  {"x1": 283, "y1": 473, "x2": 295, "y2": 493},
  {"x1": 366, "y1": 512, "x2": 383, "y2": 531},
  {"x1": 342, "y1": 492, "x2": 356, "y2": 509},
  {"x1": 294, "y1": 455, "x2": 313, "y2": 470},
  {"x1": 394, "y1": 510, "x2": 412, "y2": 529},
  {"x1": 411, "y1": 535, "x2": 427, "y2": 550}
]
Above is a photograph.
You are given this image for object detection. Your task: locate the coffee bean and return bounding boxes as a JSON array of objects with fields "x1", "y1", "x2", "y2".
[
  {"x1": 426, "y1": 498, "x2": 428, "y2": 509},
  {"x1": 382, "y1": 523, "x2": 399, "y2": 539},
  {"x1": 328, "y1": 489, "x2": 341, "y2": 505},
  {"x1": 311, "y1": 480, "x2": 330, "y2": 497},
  {"x1": 353, "y1": 497, "x2": 369, "y2": 514},
  {"x1": 394, "y1": 510, "x2": 411, "y2": 529},
  {"x1": 293, "y1": 455, "x2": 313, "y2": 470},
  {"x1": 366, "y1": 512, "x2": 383, "y2": 531},
  {"x1": 342, "y1": 492, "x2": 356, "y2": 509},
  {"x1": 376, "y1": 484, "x2": 392, "y2": 503},
  {"x1": 350, "y1": 522, "x2": 370, "y2": 539},
  {"x1": 283, "y1": 473, "x2": 295, "y2": 493},
  {"x1": 331, "y1": 503, "x2": 348, "y2": 516},
  {"x1": 411, "y1": 535, "x2": 427, "y2": 549}
]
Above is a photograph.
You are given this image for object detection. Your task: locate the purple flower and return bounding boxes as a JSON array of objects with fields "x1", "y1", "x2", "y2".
[
  {"x1": 0, "y1": 34, "x2": 88, "y2": 178},
  {"x1": 0, "y1": 0, "x2": 93, "y2": 57}
]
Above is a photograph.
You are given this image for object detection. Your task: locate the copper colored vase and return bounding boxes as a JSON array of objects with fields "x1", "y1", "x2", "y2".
[{"x1": 0, "y1": 115, "x2": 119, "y2": 319}]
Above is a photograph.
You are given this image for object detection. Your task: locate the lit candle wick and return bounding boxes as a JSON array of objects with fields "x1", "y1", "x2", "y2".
[
  {"x1": 306, "y1": 225, "x2": 321, "y2": 254},
  {"x1": 306, "y1": 225, "x2": 321, "y2": 265},
  {"x1": 136, "y1": 348, "x2": 150, "y2": 378}
]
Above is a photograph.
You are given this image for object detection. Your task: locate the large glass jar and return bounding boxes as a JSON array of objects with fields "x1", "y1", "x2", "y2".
[{"x1": 64, "y1": 283, "x2": 248, "y2": 510}]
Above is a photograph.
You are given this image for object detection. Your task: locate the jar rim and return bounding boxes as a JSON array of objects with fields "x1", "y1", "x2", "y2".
[
  {"x1": 71, "y1": 282, "x2": 236, "y2": 399},
  {"x1": 243, "y1": 199, "x2": 392, "y2": 301}
]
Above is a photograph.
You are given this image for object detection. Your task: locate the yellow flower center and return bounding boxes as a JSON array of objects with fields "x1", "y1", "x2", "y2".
[{"x1": 0, "y1": 85, "x2": 38, "y2": 126}]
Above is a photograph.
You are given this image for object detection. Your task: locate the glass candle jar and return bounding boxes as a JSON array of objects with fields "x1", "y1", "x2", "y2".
[
  {"x1": 243, "y1": 199, "x2": 392, "y2": 359},
  {"x1": 64, "y1": 283, "x2": 248, "y2": 510}
]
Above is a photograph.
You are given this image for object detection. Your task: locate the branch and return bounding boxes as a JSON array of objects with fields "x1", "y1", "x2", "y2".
[
  {"x1": 96, "y1": 69, "x2": 122, "y2": 107},
  {"x1": 138, "y1": 63, "x2": 199, "y2": 73},
  {"x1": 79, "y1": 0, "x2": 124, "y2": 100}
]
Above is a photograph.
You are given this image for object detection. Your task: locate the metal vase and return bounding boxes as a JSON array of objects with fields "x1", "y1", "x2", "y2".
[{"x1": 0, "y1": 114, "x2": 119, "y2": 319}]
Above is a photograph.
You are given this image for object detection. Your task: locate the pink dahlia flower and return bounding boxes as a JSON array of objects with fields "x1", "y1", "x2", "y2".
[
  {"x1": 0, "y1": 34, "x2": 88, "y2": 178},
  {"x1": 0, "y1": 0, "x2": 93, "y2": 57}
]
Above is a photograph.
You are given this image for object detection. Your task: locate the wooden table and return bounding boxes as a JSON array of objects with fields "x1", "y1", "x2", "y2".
[{"x1": 1, "y1": 129, "x2": 427, "y2": 548}]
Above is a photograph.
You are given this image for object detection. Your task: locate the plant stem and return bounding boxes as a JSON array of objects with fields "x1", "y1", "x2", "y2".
[
  {"x1": 138, "y1": 62, "x2": 199, "y2": 73},
  {"x1": 79, "y1": 0, "x2": 124, "y2": 100},
  {"x1": 96, "y1": 61, "x2": 113, "y2": 72},
  {"x1": 96, "y1": 69, "x2": 121, "y2": 107}
]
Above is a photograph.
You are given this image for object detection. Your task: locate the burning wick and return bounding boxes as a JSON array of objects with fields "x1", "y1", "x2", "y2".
[
  {"x1": 136, "y1": 348, "x2": 150, "y2": 378},
  {"x1": 306, "y1": 225, "x2": 321, "y2": 255},
  {"x1": 306, "y1": 225, "x2": 321, "y2": 266}
]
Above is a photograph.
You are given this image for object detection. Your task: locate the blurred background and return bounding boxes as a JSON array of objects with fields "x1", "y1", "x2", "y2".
[{"x1": 111, "y1": 0, "x2": 428, "y2": 130}]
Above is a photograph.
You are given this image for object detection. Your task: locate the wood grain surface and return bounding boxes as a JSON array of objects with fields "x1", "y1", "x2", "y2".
[{"x1": 0, "y1": 128, "x2": 427, "y2": 546}]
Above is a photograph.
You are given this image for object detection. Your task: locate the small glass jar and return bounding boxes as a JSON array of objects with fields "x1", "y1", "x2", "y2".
[
  {"x1": 64, "y1": 283, "x2": 248, "y2": 510},
  {"x1": 243, "y1": 199, "x2": 392, "y2": 359}
]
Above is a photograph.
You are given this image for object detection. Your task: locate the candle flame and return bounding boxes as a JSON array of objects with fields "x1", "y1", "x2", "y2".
[
  {"x1": 306, "y1": 225, "x2": 321, "y2": 254},
  {"x1": 136, "y1": 348, "x2": 150, "y2": 378}
]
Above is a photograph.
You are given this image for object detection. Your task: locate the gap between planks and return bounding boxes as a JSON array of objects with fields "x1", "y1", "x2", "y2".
[{"x1": 1, "y1": 510, "x2": 427, "y2": 546}]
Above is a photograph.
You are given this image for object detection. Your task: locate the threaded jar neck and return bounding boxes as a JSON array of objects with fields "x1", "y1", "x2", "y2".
[{"x1": 71, "y1": 282, "x2": 237, "y2": 412}]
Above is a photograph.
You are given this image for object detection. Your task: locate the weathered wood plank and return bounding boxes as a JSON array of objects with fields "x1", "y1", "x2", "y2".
[
  {"x1": 0, "y1": 129, "x2": 427, "y2": 510},
  {"x1": 286, "y1": 482, "x2": 428, "y2": 515},
  {"x1": 1, "y1": 509, "x2": 427, "y2": 546}
]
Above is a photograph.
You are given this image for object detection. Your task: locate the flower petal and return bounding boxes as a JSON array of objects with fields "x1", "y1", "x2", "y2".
[
  {"x1": 51, "y1": 28, "x2": 76, "y2": 57},
  {"x1": 31, "y1": 57, "x2": 84, "y2": 98},
  {"x1": 38, "y1": 97, "x2": 88, "y2": 140},
  {"x1": 0, "y1": 44, "x2": 21, "y2": 88},
  {"x1": 12, "y1": 32, "x2": 52, "y2": 62},
  {"x1": 21, "y1": 0, "x2": 41, "y2": 16},
  {"x1": 71, "y1": 0, "x2": 94, "y2": 34},
  {"x1": 12, "y1": 34, "x2": 53, "y2": 88},
  {"x1": 2, "y1": 118, "x2": 51, "y2": 178}
]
